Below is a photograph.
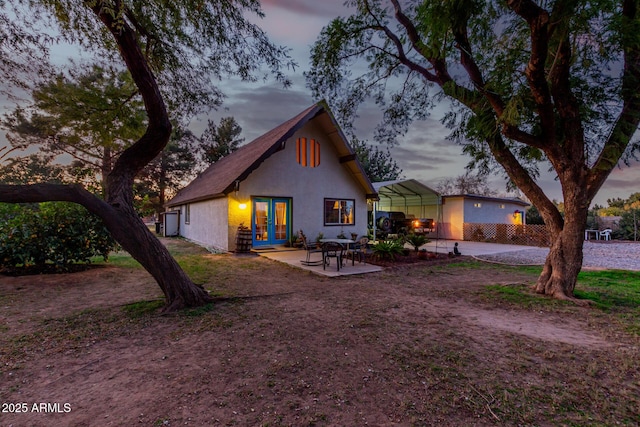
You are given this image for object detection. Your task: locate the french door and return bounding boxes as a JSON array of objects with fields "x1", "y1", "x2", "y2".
[{"x1": 252, "y1": 198, "x2": 290, "y2": 246}]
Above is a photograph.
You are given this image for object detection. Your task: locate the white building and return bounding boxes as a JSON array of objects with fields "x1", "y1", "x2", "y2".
[{"x1": 165, "y1": 102, "x2": 377, "y2": 252}]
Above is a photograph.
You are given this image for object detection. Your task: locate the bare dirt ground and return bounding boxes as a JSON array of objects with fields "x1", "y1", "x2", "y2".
[{"x1": 1, "y1": 239, "x2": 639, "y2": 426}]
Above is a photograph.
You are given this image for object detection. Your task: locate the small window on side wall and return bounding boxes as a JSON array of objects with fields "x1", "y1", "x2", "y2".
[
  {"x1": 184, "y1": 204, "x2": 191, "y2": 224},
  {"x1": 324, "y1": 199, "x2": 355, "y2": 225},
  {"x1": 473, "y1": 202, "x2": 482, "y2": 208}
]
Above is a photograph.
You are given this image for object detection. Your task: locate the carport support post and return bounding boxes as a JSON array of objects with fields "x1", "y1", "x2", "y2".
[{"x1": 373, "y1": 200, "x2": 377, "y2": 243}]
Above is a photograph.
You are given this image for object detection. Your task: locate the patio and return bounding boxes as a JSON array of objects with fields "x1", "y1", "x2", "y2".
[{"x1": 253, "y1": 247, "x2": 383, "y2": 277}]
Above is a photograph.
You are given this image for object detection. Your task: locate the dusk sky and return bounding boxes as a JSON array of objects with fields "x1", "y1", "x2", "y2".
[
  {"x1": 3, "y1": 0, "x2": 639, "y2": 207},
  {"x1": 210, "y1": 0, "x2": 640, "y2": 207}
]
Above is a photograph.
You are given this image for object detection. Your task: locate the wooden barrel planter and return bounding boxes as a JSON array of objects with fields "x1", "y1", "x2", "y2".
[{"x1": 235, "y1": 226, "x2": 253, "y2": 253}]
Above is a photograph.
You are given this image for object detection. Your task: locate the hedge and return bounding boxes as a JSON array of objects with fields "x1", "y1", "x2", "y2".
[{"x1": 0, "y1": 202, "x2": 118, "y2": 272}]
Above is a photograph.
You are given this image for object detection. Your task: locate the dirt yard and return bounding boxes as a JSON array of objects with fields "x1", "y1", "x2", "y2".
[{"x1": 1, "y1": 239, "x2": 639, "y2": 426}]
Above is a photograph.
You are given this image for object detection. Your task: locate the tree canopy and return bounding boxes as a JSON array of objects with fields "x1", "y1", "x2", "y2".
[
  {"x1": 435, "y1": 172, "x2": 497, "y2": 196},
  {"x1": 2, "y1": 64, "x2": 146, "y2": 188},
  {"x1": 351, "y1": 137, "x2": 403, "y2": 182},
  {"x1": 0, "y1": 0, "x2": 295, "y2": 311},
  {"x1": 199, "y1": 116, "x2": 244, "y2": 165},
  {"x1": 307, "y1": 0, "x2": 640, "y2": 302}
]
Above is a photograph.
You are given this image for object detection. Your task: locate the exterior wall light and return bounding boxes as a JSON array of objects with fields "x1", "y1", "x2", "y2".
[{"x1": 239, "y1": 203, "x2": 247, "y2": 210}]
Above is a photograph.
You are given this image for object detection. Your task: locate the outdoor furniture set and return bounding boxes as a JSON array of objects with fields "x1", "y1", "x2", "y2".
[
  {"x1": 584, "y1": 228, "x2": 612, "y2": 241},
  {"x1": 298, "y1": 230, "x2": 370, "y2": 271}
]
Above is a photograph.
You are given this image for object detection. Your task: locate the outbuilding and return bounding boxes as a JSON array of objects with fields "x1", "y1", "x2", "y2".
[{"x1": 371, "y1": 180, "x2": 530, "y2": 241}]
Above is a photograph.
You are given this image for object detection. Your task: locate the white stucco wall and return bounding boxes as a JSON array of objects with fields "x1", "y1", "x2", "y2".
[
  {"x1": 463, "y1": 199, "x2": 525, "y2": 224},
  {"x1": 178, "y1": 198, "x2": 229, "y2": 252},
  {"x1": 231, "y1": 118, "x2": 369, "y2": 247},
  {"x1": 441, "y1": 198, "x2": 465, "y2": 240},
  {"x1": 441, "y1": 196, "x2": 527, "y2": 240}
]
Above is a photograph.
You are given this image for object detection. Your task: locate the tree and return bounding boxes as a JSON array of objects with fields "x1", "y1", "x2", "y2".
[
  {"x1": 199, "y1": 116, "x2": 244, "y2": 165},
  {"x1": 0, "y1": 154, "x2": 67, "y2": 185},
  {"x1": 0, "y1": 0, "x2": 294, "y2": 311},
  {"x1": 2, "y1": 64, "x2": 147, "y2": 191},
  {"x1": 135, "y1": 127, "x2": 199, "y2": 217},
  {"x1": 351, "y1": 137, "x2": 402, "y2": 181},
  {"x1": 307, "y1": 0, "x2": 640, "y2": 303},
  {"x1": 0, "y1": 5, "x2": 52, "y2": 93},
  {"x1": 526, "y1": 205, "x2": 545, "y2": 225},
  {"x1": 435, "y1": 171, "x2": 497, "y2": 196},
  {"x1": 604, "y1": 192, "x2": 640, "y2": 240}
]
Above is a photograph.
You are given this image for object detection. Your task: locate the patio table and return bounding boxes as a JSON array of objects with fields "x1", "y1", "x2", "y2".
[
  {"x1": 584, "y1": 229, "x2": 599, "y2": 241},
  {"x1": 320, "y1": 239, "x2": 354, "y2": 270}
]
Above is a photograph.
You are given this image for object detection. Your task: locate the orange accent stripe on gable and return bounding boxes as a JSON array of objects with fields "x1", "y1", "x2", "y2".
[{"x1": 301, "y1": 137, "x2": 307, "y2": 166}]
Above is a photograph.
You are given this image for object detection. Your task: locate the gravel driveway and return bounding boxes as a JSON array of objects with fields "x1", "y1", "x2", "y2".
[{"x1": 475, "y1": 241, "x2": 640, "y2": 271}]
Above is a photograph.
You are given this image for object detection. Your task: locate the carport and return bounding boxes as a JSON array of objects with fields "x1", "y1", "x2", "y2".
[{"x1": 371, "y1": 179, "x2": 442, "y2": 240}]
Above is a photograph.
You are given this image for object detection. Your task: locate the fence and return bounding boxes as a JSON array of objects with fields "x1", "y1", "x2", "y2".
[{"x1": 463, "y1": 223, "x2": 550, "y2": 247}]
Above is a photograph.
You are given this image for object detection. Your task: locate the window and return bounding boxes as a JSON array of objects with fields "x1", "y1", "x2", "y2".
[
  {"x1": 296, "y1": 137, "x2": 320, "y2": 167},
  {"x1": 499, "y1": 204, "x2": 505, "y2": 209},
  {"x1": 184, "y1": 204, "x2": 190, "y2": 224},
  {"x1": 473, "y1": 202, "x2": 482, "y2": 208},
  {"x1": 324, "y1": 199, "x2": 354, "y2": 225}
]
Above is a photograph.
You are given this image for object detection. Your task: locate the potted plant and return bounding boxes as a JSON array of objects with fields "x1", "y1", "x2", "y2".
[{"x1": 315, "y1": 232, "x2": 324, "y2": 248}]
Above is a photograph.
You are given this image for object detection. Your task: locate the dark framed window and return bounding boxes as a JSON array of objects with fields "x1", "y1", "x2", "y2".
[
  {"x1": 324, "y1": 198, "x2": 355, "y2": 225},
  {"x1": 184, "y1": 204, "x2": 191, "y2": 224}
]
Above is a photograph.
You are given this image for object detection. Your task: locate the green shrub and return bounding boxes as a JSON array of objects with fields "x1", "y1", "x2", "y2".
[
  {"x1": 372, "y1": 239, "x2": 405, "y2": 261},
  {"x1": 0, "y1": 202, "x2": 118, "y2": 272},
  {"x1": 405, "y1": 233, "x2": 429, "y2": 251}
]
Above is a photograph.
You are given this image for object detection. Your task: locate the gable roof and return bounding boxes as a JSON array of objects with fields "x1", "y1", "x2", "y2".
[{"x1": 166, "y1": 102, "x2": 377, "y2": 207}]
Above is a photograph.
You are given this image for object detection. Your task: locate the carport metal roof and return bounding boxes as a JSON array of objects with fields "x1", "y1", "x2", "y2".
[{"x1": 373, "y1": 179, "x2": 441, "y2": 208}]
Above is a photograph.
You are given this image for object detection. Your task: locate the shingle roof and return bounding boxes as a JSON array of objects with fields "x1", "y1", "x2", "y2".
[{"x1": 166, "y1": 102, "x2": 376, "y2": 207}]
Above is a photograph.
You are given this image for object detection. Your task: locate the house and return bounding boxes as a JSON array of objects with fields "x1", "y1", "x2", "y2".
[
  {"x1": 441, "y1": 194, "x2": 530, "y2": 240},
  {"x1": 165, "y1": 102, "x2": 378, "y2": 252}
]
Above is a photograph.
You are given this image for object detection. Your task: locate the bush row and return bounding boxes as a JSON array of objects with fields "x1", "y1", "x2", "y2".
[{"x1": 0, "y1": 202, "x2": 118, "y2": 272}]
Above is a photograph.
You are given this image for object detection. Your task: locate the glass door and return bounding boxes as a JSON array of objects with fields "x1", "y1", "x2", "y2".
[
  {"x1": 253, "y1": 199, "x2": 270, "y2": 243},
  {"x1": 252, "y1": 198, "x2": 290, "y2": 246}
]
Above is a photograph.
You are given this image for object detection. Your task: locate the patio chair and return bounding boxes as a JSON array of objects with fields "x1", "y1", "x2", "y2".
[
  {"x1": 322, "y1": 241, "x2": 345, "y2": 271},
  {"x1": 346, "y1": 237, "x2": 369, "y2": 265},
  {"x1": 599, "y1": 229, "x2": 612, "y2": 241},
  {"x1": 299, "y1": 230, "x2": 323, "y2": 266}
]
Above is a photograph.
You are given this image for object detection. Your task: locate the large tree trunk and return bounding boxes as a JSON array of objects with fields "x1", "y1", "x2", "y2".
[
  {"x1": 105, "y1": 203, "x2": 213, "y2": 312},
  {"x1": 535, "y1": 225, "x2": 586, "y2": 301},
  {"x1": 534, "y1": 184, "x2": 590, "y2": 304},
  {"x1": 0, "y1": 183, "x2": 213, "y2": 312}
]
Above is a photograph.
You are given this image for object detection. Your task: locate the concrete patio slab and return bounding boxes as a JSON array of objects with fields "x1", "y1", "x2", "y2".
[{"x1": 254, "y1": 248, "x2": 383, "y2": 277}]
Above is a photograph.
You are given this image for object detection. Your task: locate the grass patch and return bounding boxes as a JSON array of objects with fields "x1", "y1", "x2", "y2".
[
  {"x1": 94, "y1": 252, "x2": 143, "y2": 269},
  {"x1": 122, "y1": 300, "x2": 165, "y2": 317},
  {"x1": 575, "y1": 270, "x2": 640, "y2": 309},
  {"x1": 575, "y1": 269, "x2": 640, "y2": 335},
  {"x1": 180, "y1": 302, "x2": 217, "y2": 317},
  {"x1": 485, "y1": 283, "x2": 546, "y2": 307},
  {"x1": 486, "y1": 268, "x2": 640, "y2": 335}
]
